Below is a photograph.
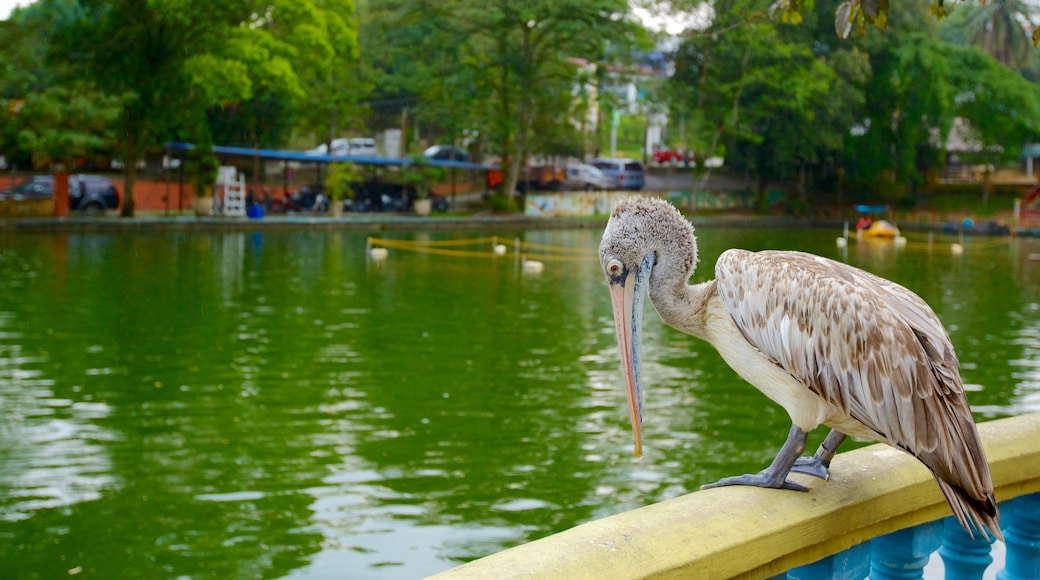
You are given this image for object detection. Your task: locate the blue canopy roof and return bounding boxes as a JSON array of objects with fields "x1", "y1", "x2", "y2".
[
  {"x1": 164, "y1": 142, "x2": 493, "y2": 171},
  {"x1": 854, "y1": 204, "x2": 889, "y2": 214}
]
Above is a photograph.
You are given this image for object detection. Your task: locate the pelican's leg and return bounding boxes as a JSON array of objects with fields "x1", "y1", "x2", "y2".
[
  {"x1": 790, "y1": 429, "x2": 847, "y2": 480},
  {"x1": 701, "y1": 425, "x2": 810, "y2": 492}
]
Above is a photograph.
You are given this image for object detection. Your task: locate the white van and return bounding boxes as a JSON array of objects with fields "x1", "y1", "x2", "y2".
[
  {"x1": 307, "y1": 138, "x2": 379, "y2": 157},
  {"x1": 343, "y1": 138, "x2": 378, "y2": 157}
]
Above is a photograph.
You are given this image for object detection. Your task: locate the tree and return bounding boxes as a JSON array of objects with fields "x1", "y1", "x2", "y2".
[
  {"x1": 62, "y1": 1, "x2": 254, "y2": 215},
  {"x1": 365, "y1": 0, "x2": 637, "y2": 198},
  {"x1": 671, "y1": 0, "x2": 870, "y2": 207},
  {"x1": 15, "y1": 83, "x2": 124, "y2": 169},
  {"x1": 63, "y1": 0, "x2": 357, "y2": 216},
  {"x1": 266, "y1": 0, "x2": 365, "y2": 149},
  {"x1": 0, "y1": 0, "x2": 123, "y2": 171},
  {"x1": 473, "y1": 0, "x2": 637, "y2": 197},
  {"x1": 208, "y1": 0, "x2": 362, "y2": 183},
  {"x1": 943, "y1": 0, "x2": 1036, "y2": 69},
  {"x1": 945, "y1": 43, "x2": 1040, "y2": 203}
]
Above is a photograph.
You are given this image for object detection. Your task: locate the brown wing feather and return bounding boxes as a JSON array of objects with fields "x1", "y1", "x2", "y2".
[{"x1": 715, "y1": 249, "x2": 1000, "y2": 539}]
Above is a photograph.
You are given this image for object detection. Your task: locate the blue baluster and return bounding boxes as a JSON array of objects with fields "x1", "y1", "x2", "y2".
[
  {"x1": 787, "y1": 541, "x2": 871, "y2": 580},
  {"x1": 870, "y1": 520, "x2": 943, "y2": 580},
  {"x1": 997, "y1": 493, "x2": 1040, "y2": 580},
  {"x1": 939, "y1": 515, "x2": 995, "y2": 579}
]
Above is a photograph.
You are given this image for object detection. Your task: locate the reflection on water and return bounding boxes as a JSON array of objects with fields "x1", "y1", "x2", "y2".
[
  {"x1": 0, "y1": 347, "x2": 118, "y2": 523},
  {"x1": 0, "y1": 227, "x2": 1037, "y2": 579},
  {"x1": 1009, "y1": 303, "x2": 1040, "y2": 414}
]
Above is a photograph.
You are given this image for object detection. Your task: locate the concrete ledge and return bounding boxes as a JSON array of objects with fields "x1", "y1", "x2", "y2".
[{"x1": 428, "y1": 414, "x2": 1040, "y2": 580}]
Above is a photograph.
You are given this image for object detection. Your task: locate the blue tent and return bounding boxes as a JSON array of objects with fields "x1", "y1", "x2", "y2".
[{"x1": 164, "y1": 142, "x2": 493, "y2": 171}]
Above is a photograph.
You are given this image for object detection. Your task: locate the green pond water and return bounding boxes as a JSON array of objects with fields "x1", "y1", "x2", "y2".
[{"x1": 1, "y1": 224, "x2": 1039, "y2": 579}]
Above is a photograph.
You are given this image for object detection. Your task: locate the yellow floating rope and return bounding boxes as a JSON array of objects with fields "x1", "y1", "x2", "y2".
[
  {"x1": 849, "y1": 233, "x2": 1013, "y2": 252},
  {"x1": 367, "y1": 236, "x2": 599, "y2": 262},
  {"x1": 369, "y1": 238, "x2": 500, "y2": 259},
  {"x1": 389, "y1": 236, "x2": 499, "y2": 247},
  {"x1": 514, "y1": 240, "x2": 598, "y2": 255}
]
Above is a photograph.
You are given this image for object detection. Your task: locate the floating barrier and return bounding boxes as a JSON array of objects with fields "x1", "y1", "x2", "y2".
[
  {"x1": 366, "y1": 236, "x2": 599, "y2": 264},
  {"x1": 839, "y1": 226, "x2": 1014, "y2": 254}
]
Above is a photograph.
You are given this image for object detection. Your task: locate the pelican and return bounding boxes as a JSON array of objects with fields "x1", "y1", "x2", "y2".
[{"x1": 599, "y1": 196, "x2": 1001, "y2": 540}]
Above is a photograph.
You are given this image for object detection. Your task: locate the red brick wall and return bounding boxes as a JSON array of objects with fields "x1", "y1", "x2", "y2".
[
  {"x1": 116, "y1": 180, "x2": 200, "y2": 212},
  {"x1": 0, "y1": 176, "x2": 296, "y2": 212}
]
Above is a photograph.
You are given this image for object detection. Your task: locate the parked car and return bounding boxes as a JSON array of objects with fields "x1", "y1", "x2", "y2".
[
  {"x1": 305, "y1": 137, "x2": 379, "y2": 157},
  {"x1": 652, "y1": 148, "x2": 685, "y2": 164},
  {"x1": 423, "y1": 145, "x2": 469, "y2": 162},
  {"x1": 0, "y1": 174, "x2": 121, "y2": 213},
  {"x1": 342, "y1": 138, "x2": 378, "y2": 157},
  {"x1": 563, "y1": 164, "x2": 614, "y2": 190},
  {"x1": 590, "y1": 158, "x2": 645, "y2": 190}
]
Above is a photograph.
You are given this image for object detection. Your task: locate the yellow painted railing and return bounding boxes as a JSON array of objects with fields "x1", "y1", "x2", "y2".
[{"x1": 429, "y1": 413, "x2": 1040, "y2": 580}]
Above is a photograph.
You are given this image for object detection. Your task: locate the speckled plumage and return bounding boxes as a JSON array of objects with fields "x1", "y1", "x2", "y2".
[{"x1": 599, "y1": 196, "x2": 1000, "y2": 540}]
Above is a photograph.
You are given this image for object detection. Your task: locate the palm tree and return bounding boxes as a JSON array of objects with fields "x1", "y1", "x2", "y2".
[{"x1": 962, "y1": 0, "x2": 1035, "y2": 69}]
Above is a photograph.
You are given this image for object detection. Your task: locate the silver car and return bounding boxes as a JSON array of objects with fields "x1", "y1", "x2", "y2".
[{"x1": 564, "y1": 164, "x2": 614, "y2": 190}]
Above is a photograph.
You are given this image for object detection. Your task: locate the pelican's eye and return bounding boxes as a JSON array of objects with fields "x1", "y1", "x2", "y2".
[{"x1": 606, "y1": 259, "x2": 623, "y2": 276}]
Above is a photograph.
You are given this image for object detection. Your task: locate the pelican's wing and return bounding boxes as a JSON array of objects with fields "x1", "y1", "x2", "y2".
[{"x1": 714, "y1": 249, "x2": 997, "y2": 533}]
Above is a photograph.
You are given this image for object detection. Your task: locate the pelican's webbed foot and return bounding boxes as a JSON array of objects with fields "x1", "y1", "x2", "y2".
[
  {"x1": 790, "y1": 429, "x2": 847, "y2": 481},
  {"x1": 790, "y1": 456, "x2": 831, "y2": 480},
  {"x1": 700, "y1": 471, "x2": 808, "y2": 492},
  {"x1": 700, "y1": 424, "x2": 813, "y2": 493}
]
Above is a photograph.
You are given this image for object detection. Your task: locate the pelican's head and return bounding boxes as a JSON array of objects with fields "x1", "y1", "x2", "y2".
[{"x1": 599, "y1": 197, "x2": 696, "y2": 458}]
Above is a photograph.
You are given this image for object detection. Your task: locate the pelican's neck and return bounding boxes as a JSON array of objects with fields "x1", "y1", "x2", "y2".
[
  {"x1": 649, "y1": 277, "x2": 715, "y2": 340},
  {"x1": 646, "y1": 241, "x2": 715, "y2": 340}
]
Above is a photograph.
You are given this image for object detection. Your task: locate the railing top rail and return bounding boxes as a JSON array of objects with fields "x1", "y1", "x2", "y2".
[{"x1": 429, "y1": 413, "x2": 1040, "y2": 580}]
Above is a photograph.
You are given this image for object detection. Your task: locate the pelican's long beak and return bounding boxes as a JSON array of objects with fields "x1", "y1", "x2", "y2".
[{"x1": 607, "y1": 262, "x2": 648, "y2": 458}]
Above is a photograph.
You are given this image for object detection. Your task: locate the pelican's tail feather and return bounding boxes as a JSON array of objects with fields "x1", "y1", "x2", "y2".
[{"x1": 934, "y1": 476, "x2": 1003, "y2": 542}]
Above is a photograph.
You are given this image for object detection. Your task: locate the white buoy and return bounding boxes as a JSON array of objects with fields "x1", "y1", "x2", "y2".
[
  {"x1": 493, "y1": 244, "x2": 507, "y2": 256},
  {"x1": 894, "y1": 236, "x2": 907, "y2": 246},
  {"x1": 521, "y1": 257, "x2": 544, "y2": 274},
  {"x1": 951, "y1": 243, "x2": 964, "y2": 255},
  {"x1": 837, "y1": 222, "x2": 849, "y2": 248},
  {"x1": 369, "y1": 247, "x2": 389, "y2": 260}
]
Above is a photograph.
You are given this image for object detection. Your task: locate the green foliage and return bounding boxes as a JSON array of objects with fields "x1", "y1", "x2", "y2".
[
  {"x1": 945, "y1": 43, "x2": 1040, "y2": 164},
  {"x1": 0, "y1": 0, "x2": 123, "y2": 169},
  {"x1": 39, "y1": 0, "x2": 360, "y2": 215},
  {"x1": 952, "y1": 0, "x2": 1034, "y2": 68},
  {"x1": 5, "y1": 0, "x2": 1039, "y2": 216},
  {"x1": 672, "y1": 0, "x2": 854, "y2": 201},
  {"x1": 271, "y1": 0, "x2": 366, "y2": 145},
  {"x1": 186, "y1": 146, "x2": 219, "y2": 204},
  {"x1": 15, "y1": 83, "x2": 126, "y2": 168},
  {"x1": 487, "y1": 191, "x2": 519, "y2": 213},
  {"x1": 666, "y1": 0, "x2": 1040, "y2": 205},
  {"x1": 364, "y1": 0, "x2": 637, "y2": 196},
  {"x1": 324, "y1": 162, "x2": 363, "y2": 200}
]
